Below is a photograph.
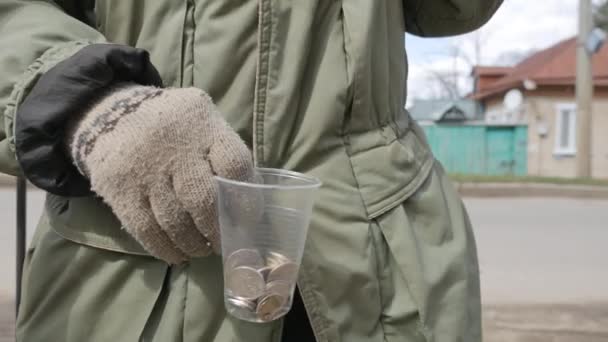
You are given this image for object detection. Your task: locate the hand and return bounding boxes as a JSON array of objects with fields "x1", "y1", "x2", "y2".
[{"x1": 67, "y1": 83, "x2": 254, "y2": 264}]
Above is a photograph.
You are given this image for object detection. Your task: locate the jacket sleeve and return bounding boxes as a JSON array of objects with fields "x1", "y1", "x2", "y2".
[
  {"x1": 0, "y1": 0, "x2": 104, "y2": 176},
  {"x1": 403, "y1": 0, "x2": 503, "y2": 37},
  {"x1": 0, "y1": 1, "x2": 162, "y2": 196}
]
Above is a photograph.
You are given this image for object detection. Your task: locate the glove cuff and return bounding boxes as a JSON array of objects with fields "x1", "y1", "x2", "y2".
[{"x1": 66, "y1": 82, "x2": 163, "y2": 177}]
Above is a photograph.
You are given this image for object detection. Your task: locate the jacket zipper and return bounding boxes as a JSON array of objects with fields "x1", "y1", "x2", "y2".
[
  {"x1": 252, "y1": 0, "x2": 271, "y2": 167},
  {"x1": 253, "y1": 2, "x2": 324, "y2": 341}
]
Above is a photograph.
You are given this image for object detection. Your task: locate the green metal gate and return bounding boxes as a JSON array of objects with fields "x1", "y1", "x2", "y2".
[
  {"x1": 486, "y1": 127, "x2": 515, "y2": 175},
  {"x1": 421, "y1": 124, "x2": 527, "y2": 176}
]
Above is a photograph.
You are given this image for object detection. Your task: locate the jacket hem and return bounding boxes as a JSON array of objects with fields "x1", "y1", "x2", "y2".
[{"x1": 50, "y1": 219, "x2": 150, "y2": 256}]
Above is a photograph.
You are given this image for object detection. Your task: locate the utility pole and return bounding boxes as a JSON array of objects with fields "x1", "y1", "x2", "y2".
[{"x1": 576, "y1": 0, "x2": 594, "y2": 178}]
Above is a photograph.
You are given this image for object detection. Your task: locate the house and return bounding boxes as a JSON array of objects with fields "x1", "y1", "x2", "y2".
[
  {"x1": 408, "y1": 99, "x2": 528, "y2": 176},
  {"x1": 408, "y1": 98, "x2": 482, "y2": 124},
  {"x1": 471, "y1": 37, "x2": 608, "y2": 179}
]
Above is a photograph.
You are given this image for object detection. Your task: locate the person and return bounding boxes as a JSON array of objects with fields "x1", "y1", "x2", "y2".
[{"x1": 0, "y1": 1, "x2": 502, "y2": 341}]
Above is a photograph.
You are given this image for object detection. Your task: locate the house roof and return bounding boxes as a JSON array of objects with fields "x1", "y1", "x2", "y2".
[
  {"x1": 408, "y1": 99, "x2": 480, "y2": 122},
  {"x1": 471, "y1": 37, "x2": 608, "y2": 100},
  {"x1": 471, "y1": 66, "x2": 513, "y2": 76}
]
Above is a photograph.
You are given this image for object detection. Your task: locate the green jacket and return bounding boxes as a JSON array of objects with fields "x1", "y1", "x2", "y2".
[{"x1": 1, "y1": 1, "x2": 501, "y2": 341}]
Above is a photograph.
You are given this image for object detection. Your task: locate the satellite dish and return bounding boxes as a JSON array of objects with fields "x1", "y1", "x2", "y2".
[
  {"x1": 586, "y1": 27, "x2": 606, "y2": 54},
  {"x1": 503, "y1": 89, "x2": 524, "y2": 111},
  {"x1": 523, "y1": 79, "x2": 537, "y2": 90}
]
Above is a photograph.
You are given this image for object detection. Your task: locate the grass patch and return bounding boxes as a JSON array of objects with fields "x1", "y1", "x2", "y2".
[{"x1": 449, "y1": 173, "x2": 608, "y2": 187}]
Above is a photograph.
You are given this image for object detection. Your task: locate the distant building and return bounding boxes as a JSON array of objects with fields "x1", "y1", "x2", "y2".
[
  {"x1": 408, "y1": 98, "x2": 482, "y2": 124},
  {"x1": 409, "y1": 98, "x2": 527, "y2": 176},
  {"x1": 471, "y1": 37, "x2": 608, "y2": 179}
]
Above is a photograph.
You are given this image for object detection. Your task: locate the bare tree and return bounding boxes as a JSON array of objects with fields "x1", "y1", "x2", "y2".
[
  {"x1": 595, "y1": 0, "x2": 608, "y2": 31},
  {"x1": 453, "y1": 29, "x2": 493, "y2": 68},
  {"x1": 422, "y1": 28, "x2": 493, "y2": 100},
  {"x1": 425, "y1": 69, "x2": 461, "y2": 99}
]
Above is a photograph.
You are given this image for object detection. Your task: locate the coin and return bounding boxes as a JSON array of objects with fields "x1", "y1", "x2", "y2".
[
  {"x1": 265, "y1": 251, "x2": 291, "y2": 268},
  {"x1": 256, "y1": 293, "x2": 286, "y2": 321},
  {"x1": 267, "y1": 262, "x2": 299, "y2": 283},
  {"x1": 265, "y1": 280, "x2": 292, "y2": 297},
  {"x1": 227, "y1": 266, "x2": 266, "y2": 300},
  {"x1": 225, "y1": 249, "x2": 264, "y2": 270},
  {"x1": 226, "y1": 296, "x2": 257, "y2": 318},
  {"x1": 258, "y1": 266, "x2": 273, "y2": 280},
  {"x1": 226, "y1": 296, "x2": 257, "y2": 311}
]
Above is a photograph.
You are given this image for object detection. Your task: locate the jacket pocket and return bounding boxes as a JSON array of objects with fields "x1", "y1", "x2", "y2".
[
  {"x1": 16, "y1": 212, "x2": 168, "y2": 342},
  {"x1": 372, "y1": 164, "x2": 482, "y2": 342},
  {"x1": 46, "y1": 194, "x2": 149, "y2": 255},
  {"x1": 369, "y1": 214, "x2": 428, "y2": 342},
  {"x1": 345, "y1": 115, "x2": 434, "y2": 219}
]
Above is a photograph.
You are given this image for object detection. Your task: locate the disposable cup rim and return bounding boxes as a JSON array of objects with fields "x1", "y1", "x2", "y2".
[{"x1": 214, "y1": 167, "x2": 322, "y2": 190}]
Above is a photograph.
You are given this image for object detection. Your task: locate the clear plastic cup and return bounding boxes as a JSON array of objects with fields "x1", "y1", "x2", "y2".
[{"x1": 215, "y1": 168, "x2": 321, "y2": 323}]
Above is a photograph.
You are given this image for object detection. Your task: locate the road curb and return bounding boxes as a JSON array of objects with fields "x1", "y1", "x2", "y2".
[
  {"x1": 455, "y1": 182, "x2": 608, "y2": 199},
  {"x1": 2, "y1": 174, "x2": 608, "y2": 199},
  {"x1": 0, "y1": 175, "x2": 15, "y2": 187},
  {"x1": 0, "y1": 175, "x2": 36, "y2": 190}
]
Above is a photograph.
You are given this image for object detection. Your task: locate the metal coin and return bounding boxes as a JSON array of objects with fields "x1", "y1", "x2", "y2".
[
  {"x1": 256, "y1": 294, "x2": 286, "y2": 322},
  {"x1": 227, "y1": 296, "x2": 257, "y2": 311},
  {"x1": 258, "y1": 266, "x2": 273, "y2": 281},
  {"x1": 227, "y1": 266, "x2": 266, "y2": 300},
  {"x1": 226, "y1": 296, "x2": 257, "y2": 318},
  {"x1": 265, "y1": 280, "x2": 292, "y2": 297},
  {"x1": 225, "y1": 249, "x2": 264, "y2": 270},
  {"x1": 265, "y1": 251, "x2": 291, "y2": 268},
  {"x1": 267, "y1": 262, "x2": 299, "y2": 283}
]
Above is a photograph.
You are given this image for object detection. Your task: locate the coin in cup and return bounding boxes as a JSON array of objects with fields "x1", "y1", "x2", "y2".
[
  {"x1": 256, "y1": 294, "x2": 286, "y2": 321},
  {"x1": 258, "y1": 266, "x2": 273, "y2": 280},
  {"x1": 226, "y1": 296, "x2": 257, "y2": 318},
  {"x1": 266, "y1": 280, "x2": 292, "y2": 297},
  {"x1": 225, "y1": 249, "x2": 264, "y2": 270},
  {"x1": 227, "y1": 297, "x2": 257, "y2": 311},
  {"x1": 227, "y1": 266, "x2": 265, "y2": 300},
  {"x1": 265, "y1": 251, "x2": 291, "y2": 268},
  {"x1": 267, "y1": 262, "x2": 299, "y2": 283}
]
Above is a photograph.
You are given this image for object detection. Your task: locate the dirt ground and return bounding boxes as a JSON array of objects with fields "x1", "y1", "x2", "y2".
[
  {"x1": 483, "y1": 303, "x2": 608, "y2": 342},
  {"x1": 2, "y1": 300, "x2": 608, "y2": 341},
  {"x1": 0, "y1": 297, "x2": 14, "y2": 342}
]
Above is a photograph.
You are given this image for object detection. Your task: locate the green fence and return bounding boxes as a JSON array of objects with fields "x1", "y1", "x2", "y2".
[{"x1": 421, "y1": 124, "x2": 528, "y2": 176}]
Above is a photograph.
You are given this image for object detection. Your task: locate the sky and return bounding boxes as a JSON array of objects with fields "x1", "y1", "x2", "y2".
[{"x1": 405, "y1": 0, "x2": 586, "y2": 104}]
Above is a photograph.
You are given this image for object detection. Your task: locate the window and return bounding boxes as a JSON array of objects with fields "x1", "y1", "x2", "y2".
[{"x1": 554, "y1": 103, "x2": 577, "y2": 156}]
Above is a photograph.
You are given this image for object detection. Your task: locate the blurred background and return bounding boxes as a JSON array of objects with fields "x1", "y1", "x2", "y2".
[
  {"x1": 2, "y1": 0, "x2": 608, "y2": 341},
  {"x1": 403, "y1": 0, "x2": 608, "y2": 340}
]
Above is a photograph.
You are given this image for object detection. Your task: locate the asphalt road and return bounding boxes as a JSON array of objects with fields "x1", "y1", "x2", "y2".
[
  {"x1": 464, "y1": 197, "x2": 608, "y2": 341},
  {"x1": 466, "y1": 197, "x2": 608, "y2": 304},
  {"x1": 1, "y1": 190, "x2": 607, "y2": 341}
]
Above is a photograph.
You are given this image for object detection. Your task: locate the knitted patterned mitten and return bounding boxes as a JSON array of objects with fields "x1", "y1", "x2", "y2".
[{"x1": 66, "y1": 83, "x2": 254, "y2": 264}]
